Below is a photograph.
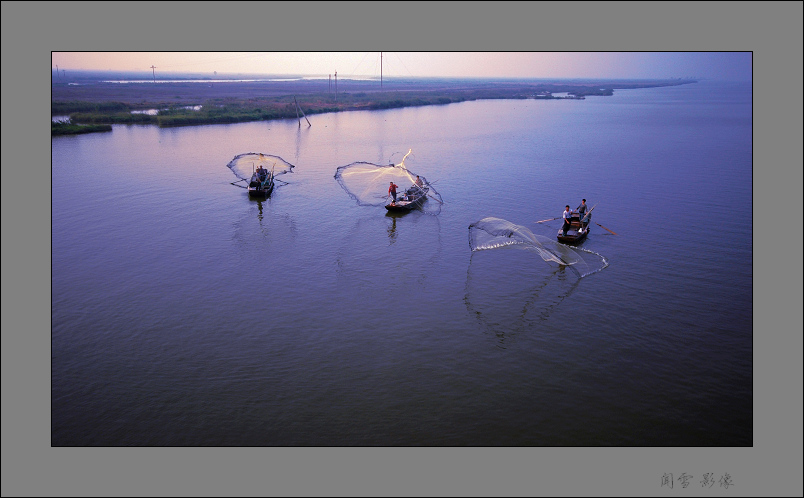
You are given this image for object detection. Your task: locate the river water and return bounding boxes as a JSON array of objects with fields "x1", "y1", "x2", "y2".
[{"x1": 51, "y1": 80, "x2": 752, "y2": 446}]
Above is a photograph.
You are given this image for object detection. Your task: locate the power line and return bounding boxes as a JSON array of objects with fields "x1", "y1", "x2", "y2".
[
  {"x1": 155, "y1": 53, "x2": 268, "y2": 70},
  {"x1": 391, "y1": 52, "x2": 415, "y2": 78},
  {"x1": 348, "y1": 52, "x2": 371, "y2": 78}
]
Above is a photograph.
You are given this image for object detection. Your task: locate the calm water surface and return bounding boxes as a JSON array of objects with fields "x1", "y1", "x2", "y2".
[{"x1": 52, "y1": 81, "x2": 752, "y2": 446}]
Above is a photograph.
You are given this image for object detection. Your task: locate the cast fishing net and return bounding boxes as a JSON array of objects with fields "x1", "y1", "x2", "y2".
[
  {"x1": 468, "y1": 217, "x2": 608, "y2": 278},
  {"x1": 227, "y1": 152, "x2": 295, "y2": 187},
  {"x1": 465, "y1": 217, "x2": 608, "y2": 347},
  {"x1": 464, "y1": 245, "x2": 583, "y2": 348},
  {"x1": 334, "y1": 149, "x2": 444, "y2": 215}
]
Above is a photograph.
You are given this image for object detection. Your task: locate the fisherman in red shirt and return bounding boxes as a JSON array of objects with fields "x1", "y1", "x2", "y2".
[{"x1": 388, "y1": 181, "x2": 399, "y2": 204}]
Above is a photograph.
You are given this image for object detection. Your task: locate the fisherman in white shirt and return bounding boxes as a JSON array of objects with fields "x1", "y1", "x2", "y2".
[{"x1": 561, "y1": 205, "x2": 573, "y2": 236}]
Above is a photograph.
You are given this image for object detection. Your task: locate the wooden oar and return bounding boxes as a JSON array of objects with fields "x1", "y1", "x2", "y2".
[
  {"x1": 416, "y1": 178, "x2": 442, "y2": 204},
  {"x1": 575, "y1": 203, "x2": 598, "y2": 228},
  {"x1": 537, "y1": 202, "x2": 598, "y2": 224},
  {"x1": 596, "y1": 223, "x2": 618, "y2": 235}
]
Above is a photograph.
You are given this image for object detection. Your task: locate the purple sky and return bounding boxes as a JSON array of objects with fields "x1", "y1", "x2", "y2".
[{"x1": 51, "y1": 52, "x2": 752, "y2": 81}]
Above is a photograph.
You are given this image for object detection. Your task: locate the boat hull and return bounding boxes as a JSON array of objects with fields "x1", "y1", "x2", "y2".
[
  {"x1": 247, "y1": 173, "x2": 274, "y2": 198},
  {"x1": 385, "y1": 186, "x2": 428, "y2": 211},
  {"x1": 557, "y1": 217, "x2": 589, "y2": 244},
  {"x1": 557, "y1": 229, "x2": 588, "y2": 244},
  {"x1": 248, "y1": 185, "x2": 273, "y2": 197}
]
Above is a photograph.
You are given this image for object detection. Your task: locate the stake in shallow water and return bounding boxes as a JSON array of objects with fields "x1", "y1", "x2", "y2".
[{"x1": 293, "y1": 96, "x2": 311, "y2": 127}]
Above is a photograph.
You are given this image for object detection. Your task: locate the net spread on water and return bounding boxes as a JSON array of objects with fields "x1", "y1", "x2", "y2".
[
  {"x1": 468, "y1": 217, "x2": 608, "y2": 278},
  {"x1": 334, "y1": 149, "x2": 444, "y2": 214},
  {"x1": 464, "y1": 246, "x2": 583, "y2": 348},
  {"x1": 465, "y1": 217, "x2": 608, "y2": 346},
  {"x1": 227, "y1": 152, "x2": 295, "y2": 187}
]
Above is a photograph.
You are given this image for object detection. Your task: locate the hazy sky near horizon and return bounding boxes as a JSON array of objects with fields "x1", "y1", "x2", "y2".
[{"x1": 51, "y1": 52, "x2": 752, "y2": 81}]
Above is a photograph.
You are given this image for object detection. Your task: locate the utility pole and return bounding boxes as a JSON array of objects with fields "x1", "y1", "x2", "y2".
[{"x1": 150, "y1": 65, "x2": 157, "y2": 83}]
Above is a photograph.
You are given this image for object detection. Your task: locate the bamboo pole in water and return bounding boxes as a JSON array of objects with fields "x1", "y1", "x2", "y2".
[{"x1": 294, "y1": 96, "x2": 311, "y2": 126}]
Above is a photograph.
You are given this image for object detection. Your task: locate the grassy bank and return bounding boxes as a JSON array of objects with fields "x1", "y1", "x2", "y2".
[
  {"x1": 65, "y1": 112, "x2": 155, "y2": 125},
  {"x1": 55, "y1": 88, "x2": 533, "y2": 128},
  {"x1": 51, "y1": 121, "x2": 112, "y2": 135},
  {"x1": 52, "y1": 79, "x2": 694, "y2": 129}
]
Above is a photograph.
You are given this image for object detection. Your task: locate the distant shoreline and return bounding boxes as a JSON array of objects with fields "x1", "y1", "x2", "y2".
[{"x1": 52, "y1": 77, "x2": 697, "y2": 131}]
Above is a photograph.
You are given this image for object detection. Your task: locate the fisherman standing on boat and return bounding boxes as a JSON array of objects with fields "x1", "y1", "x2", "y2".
[
  {"x1": 414, "y1": 175, "x2": 423, "y2": 188},
  {"x1": 388, "y1": 181, "x2": 399, "y2": 204},
  {"x1": 576, "y1": 199, "x2": 588, "y2": 228},
  {"x1": 562, "y1": 205, "x2": 573, "y2": 236}
]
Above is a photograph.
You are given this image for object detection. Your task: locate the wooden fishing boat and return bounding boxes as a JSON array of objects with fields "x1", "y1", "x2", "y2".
[
  {"x1": 557, "y1": 207, "x2": 595, "y2": 244},
  {"x1": 557, "y1": 215, "x2": 590, "y2": 244},
  {"x1": 385, "y1": 184, "x2": 428, "y2": 212},
  {"x1": 248, "y1": 169, "x2": 274, "y2": 198},
  {"x1": 538, "y1": 203, "x2": 616, "y2": 243}
]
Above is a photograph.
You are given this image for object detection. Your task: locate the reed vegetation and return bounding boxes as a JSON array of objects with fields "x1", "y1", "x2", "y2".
[
  {"x1": 55, "y1": 89, "x2": 510, "y2": 128},
  {"x1": 51, "y1": 120, "x2": 112, "y2": 135},
  {"x1": 51, "y1": 101, "x2": 130, "y2": 114},
  {"x1": 51, "y1": 83, "x2": 662, "y2": 130},
  {"x1": 67, "y1": 112, "x2": 154, "y2": 124}
]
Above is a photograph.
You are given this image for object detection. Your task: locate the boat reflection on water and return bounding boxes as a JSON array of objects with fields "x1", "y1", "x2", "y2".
[
  {"x1": 335, "y1": 213, "x2": 443, "y2": 295},
  {"x1": 385, "y1": 214, "x2": 398, "y2": 244},
  {"x1": 384, "y1": 208, "x2": 414, "y2": 219},
  {"x1": 253, "y1": 199, "x2": 267, "y2": 225},
  {"x1": 230, "y1": 198, "x2": 298, "y2": 262}
]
